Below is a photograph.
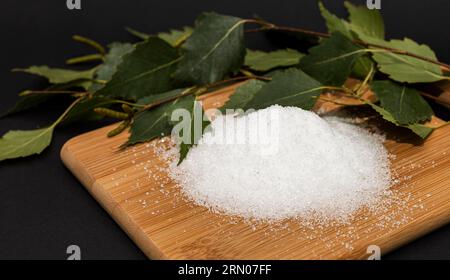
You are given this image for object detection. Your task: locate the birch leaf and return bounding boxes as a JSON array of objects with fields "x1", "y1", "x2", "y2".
[
  {"x1": 90, "y1": 42, "x2": 134, "y2": 92},
  {"x1": 370, "y1": 38, "x2": 445, "y2": 83},
  {"x1": 96, "y1": 37, "x2": 180, "y2": 100},
  {"x1": 371, "y1": 80, "x2": 433, "y2": 125},
  {"x1": 0, "y1": 127, "x2": 54, "y2": 161},
  {"x1": 127, "y1": 95, "x2": 194, "y2": 145},
  {"x1": 178, "y1": 101, "x2": 210, "y2": 164},
  {"x1": 220, "y1": 79, "x2": 266, "y2": 112},
  {"x1": 368, "y1": 102, "x2": 434, "y2": 139},
  {"x1": 318, "y1": 1, "x2": 381, "y2": 78},
  {"x1": 244, "y1": 49, "x2": 304, "y2": 71},
  {"x1": 13, "y1": 66, "x2": 95, "y2": 89},
  {"x1": 245, "y1": 68, "x2": 322, "y2": 110},
  {"x1": 299, "y1": 32, "x2": 364, "y2": 86},
  {"x1": 174, "y1": 13, "x2": 246, "y2": 84},
  {"x1": 344, "y1": 1, "x2": 385, "y2": 40}
]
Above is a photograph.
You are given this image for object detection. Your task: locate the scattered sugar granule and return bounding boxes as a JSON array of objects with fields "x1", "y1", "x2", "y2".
[{"x1": 169, "y1": 105, "x2": 392, "y2": 223}]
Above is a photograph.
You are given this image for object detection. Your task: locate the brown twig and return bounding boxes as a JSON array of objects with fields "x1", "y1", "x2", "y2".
[
  {"x1": 245, "y1": 20, "x2": 450, "y2": 72},
  {"x1": 420, "y1": 92, "x2": 450, "y2": 107},
  {"x1": 141, "y1": 76, "x2": 271, "y2": 112},
  {"x1": 142, "y1": 88, "x2": 195, "y2": 111},
  {"x1": 206, "y1": 75, "x2": 271, "y2": 89},
  {"x1": 318, "y1": 96, "x2": 361, "y2": 106}
]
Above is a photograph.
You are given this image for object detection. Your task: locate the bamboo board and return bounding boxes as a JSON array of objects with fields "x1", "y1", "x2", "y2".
[{"x1": 61, "y1": 84, "x2": 450, "y2": 259}]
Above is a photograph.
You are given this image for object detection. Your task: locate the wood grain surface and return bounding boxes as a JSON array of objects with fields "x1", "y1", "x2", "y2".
[{"x1": 61, "y1": 83, "x2": 450, "y2": 259}]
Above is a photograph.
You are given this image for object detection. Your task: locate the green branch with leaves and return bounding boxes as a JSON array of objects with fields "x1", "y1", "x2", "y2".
[{"x1": 1, "y1": 1, "x2": 449, "y2": 162}]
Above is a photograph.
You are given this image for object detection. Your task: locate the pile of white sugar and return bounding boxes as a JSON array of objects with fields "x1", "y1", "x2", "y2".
[{"x1": 168, "y1": 105, "x2": 392, "y2": 223}]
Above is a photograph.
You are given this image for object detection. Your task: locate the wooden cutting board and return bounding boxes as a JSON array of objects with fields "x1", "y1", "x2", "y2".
[{"x1": 61, "y1": 83, "x2": 450, "y2": 259}]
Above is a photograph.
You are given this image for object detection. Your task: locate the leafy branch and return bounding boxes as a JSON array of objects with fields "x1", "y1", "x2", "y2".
[
  {"x1": 1, "y1": 2, "x2": 450, "y2": 163},
  {"x1": 245, "y1": 20, "x2": 450, "y2": 72},
  {"x1": 0, "y1": 97, "x2": 82, "y2": 161}
]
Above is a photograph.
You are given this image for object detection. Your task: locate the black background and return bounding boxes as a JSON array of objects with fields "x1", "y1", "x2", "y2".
[{"x1": 0, "y1": 0, "x2": 449, "y2": 260}]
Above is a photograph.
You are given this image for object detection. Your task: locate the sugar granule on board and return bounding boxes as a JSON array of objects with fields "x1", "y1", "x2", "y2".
[{"x1": 168, "y1": 105, "x2": 392, "y2": 223}]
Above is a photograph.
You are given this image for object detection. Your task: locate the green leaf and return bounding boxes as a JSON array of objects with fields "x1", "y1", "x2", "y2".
[
  {"x1": 96, "y1": 37, "x2": 180, "y2": 100},
  {"x1": 299, "y1": 32, "x2": 364, "y2": 86},
  {"x1": 367, "y1": 102, "x2": 434, "y2": 139},
  {"x1": 1, "y1": 94, "x2": 52, "y2": 118},
  {"x1": 318, "y1": 1, "x2": 380, "y2": 78},
  {"x1": 174, "y1": 12, "x2": 246, "y2": 85},
  {"x1": 371, "y1": 80, "x2": 433, "y2": 125},
  {"x1": 319, "y1": 1, "x2": 385, "y2": 41},
  {"x1": 178, "y1": 100, "x2": 210, "y2": 164},
  {"x1": 338, "y1": 1, "x2": 443, "y2": 84},
  {"x1": 320, "y1": 2, "x2": 444, "y2": 83},
  {"x1": 343, "y1": 1, "x2": 385, "y2": 78},
  {"x1": 351, "y1": 55, "x2": 374, "y2": 79},
  {"x1": 127, "y1": 95, "x2": 194, "y2": 145},
  {"x1": 244, "y1": 49, "x2": 304, "y2": 72},
  {"x1": 407, "y1": 123, "x2": 434, "y2": 139},
  {"x1": 369, "y1": 38, "x2": 445, "y2": 83},
  {"x1": 220, "y1": 79, "x2": 266, "y2": 112},
  {"x1": 90, "y1": 42, "x2": 134, "y2": 92},
  {"x1": 318, "y1": 2, "x2": 353, "y2": 38},
  {"x1": 0, "y1": 127, "x2": 54, "y2": 161},
  {"x1": 13, "y1": 66, "x2": 95, "y2": 88},
  {"x1": 245, "y1": 68, "x2": 322, "y2": 110},
  {"x1": 344, "y1": 1, "x2": 384, "y2": 40},
  {"x1": 158, "y1": 27, "x2": 193, "y2": 47}
]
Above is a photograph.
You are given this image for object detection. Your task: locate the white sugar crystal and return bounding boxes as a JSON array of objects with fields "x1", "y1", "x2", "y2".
[{"x1": 169, "y1": 105, "x2": 392, "y2": 222}]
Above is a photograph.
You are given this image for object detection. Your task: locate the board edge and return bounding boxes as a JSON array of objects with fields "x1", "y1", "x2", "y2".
[{"x1": 60, "y1": 137, "x2": 168, "y2": 260}]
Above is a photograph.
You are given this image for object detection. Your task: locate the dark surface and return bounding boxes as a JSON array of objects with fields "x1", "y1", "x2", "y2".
[{"x1": 0, "y1": 0, "x2": 449, "y2": 260}]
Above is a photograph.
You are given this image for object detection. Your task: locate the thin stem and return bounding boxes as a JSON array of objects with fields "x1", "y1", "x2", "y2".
[
  {"x1": 20, "y1": 90, "x2": 86, "y2": 96},
  {"x1": 366, "y1": 48, "x2": 450, "y2": 72},
  {"x1": 66, "y1": 54, "x2": 104, "y2": 65},
  {"x1": 320, "y1": 85, "x2": 356, "y2": 96},
  {"x1": 138, "y1": 76, "x2": 271, "y2": 113},
  {"x1": 245, "y1": 19, "x2": 450, "y2": 72},
  {"x1": 135, "y1": 78, "x2": 357, "y2": 116},
  {"x1": 91, "y1": 79, "x2": 107, "y2": 85},
  {"x1": 246, "y1": 24, "x2": 330, "y2": 39},
  {"x1": 319, "y1": 97, "x2": 361, "y2": 106},
  {"x1": 142, "y1": 87, "x2": 196, "y2": 111},
  {"x1": 72, "y1": 35, "x2": 106, "y2": 55},
  {"x1": 356, "y1": 65, "x2": 375, "y2": 96},
  {"x1": 207, "y1": 75, "x2": 271, "y2": 89},
  {"x1": 53, "y1": 97, "x2": 83, "y2": 126},
  {"x1": 420, "y1": 92, "x2": 450, "y2": 107},
  {"x1": 324, "y1": 82, "x2": 450, "y2": 107},
  {"x1": 111, "y1": 99, "x2": 146, "y2": 108},
  {"x1": 94, "y1": 107, "x2": 129, "y2": 120},
  {"x1": 240, "y1": 69, "x2": 255, "y2": 77}
]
